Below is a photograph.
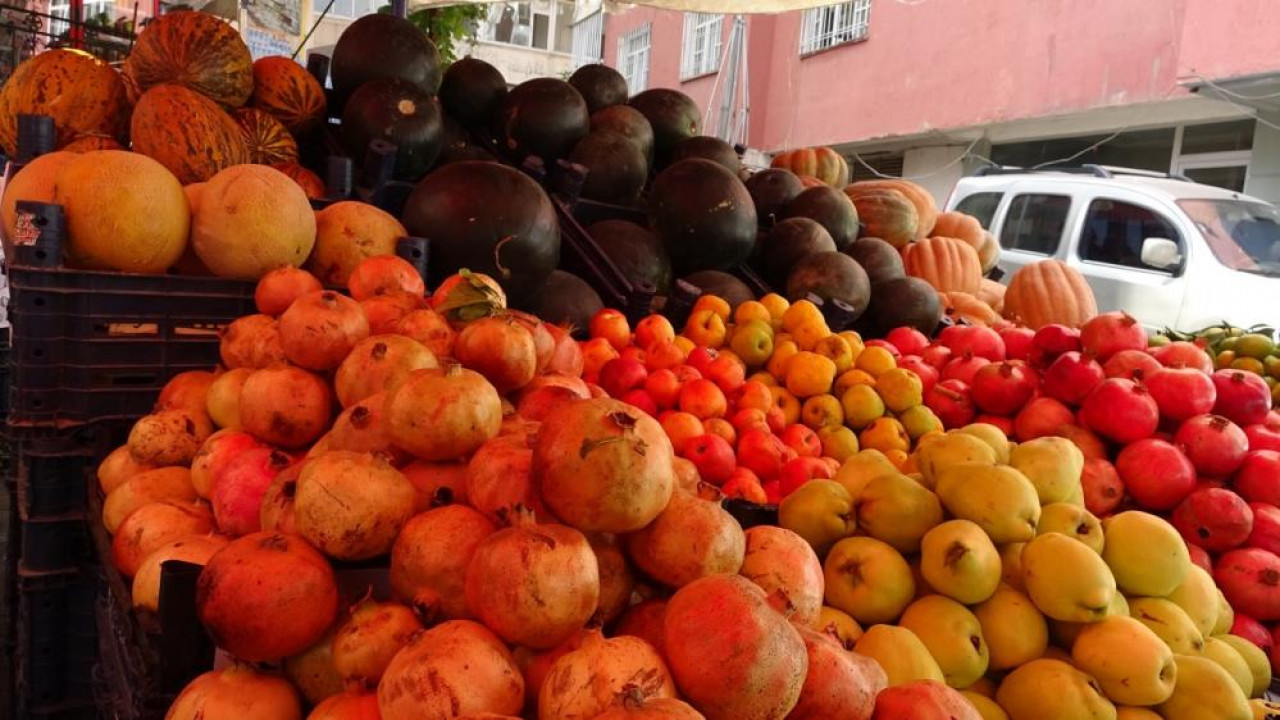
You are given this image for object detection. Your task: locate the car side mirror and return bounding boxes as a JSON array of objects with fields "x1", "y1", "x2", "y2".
[{"x1": 1141, "y1": 237, "x2": 1182, "y2": 269}]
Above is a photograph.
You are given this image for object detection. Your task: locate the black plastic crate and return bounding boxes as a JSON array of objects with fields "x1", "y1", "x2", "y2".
[
  {"x1": 15, "y1": 441, "x2": 94, "y2": 518},
  {"x1": 17, "y1": 515, "x2": 90, "y2": 574},
  {"x1": 14, "y1": 569, "x2": 98, "y2": 711}
]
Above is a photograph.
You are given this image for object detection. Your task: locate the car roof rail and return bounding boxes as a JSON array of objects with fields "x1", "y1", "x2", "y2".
[{"x1": 974, "y1": 163, "x2": 1193, "y2": 182}]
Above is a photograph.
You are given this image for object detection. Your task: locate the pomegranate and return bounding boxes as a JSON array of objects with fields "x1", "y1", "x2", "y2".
[
  {"x1": 131, "y1": 534, "x2": 229, "y2": 612},
  {"x1": 97, "y1": 444, "x2": 158, "y2": 495},
  {"x1": 1230, "y1": 613, "x2": 1275, "y2": 653},
  {"x1": 1080, "y1": 457, "x2": 1124, "y2": 516},
  {"x1": 920, "y1": 344, "x2": 953, "y2": 370},
  {"x1": 1081, "y1": 311, "x2": 1146, "y2": 360},
  {"x1": 1080, "y1": 378, "x2": 1159, "y2": 443},
  {"x1": 539, "y1": 631, "x2": 676, "y2": 720},
  {"x1": 348, "y1": 255, "x2": 426, "y2": 301},
  {"x1": 970, "y1": 361, "x2": 1037, "y2": 416},
  {"x1": 377, "y1": 620, "x2": 524, "y2": 720},
  {"x1": 627, "y1": 488, "x2": 746, "y2": 588},
  {"x1": 545, "y1": 323, "x2": 585, "y2": 377},
  {"x1": 534, "y1": 397, "x2": 675, "y2": 533},
  {"x1": 295, "y1": 451, "x2": 416, "y2": 561},
  {"x1": 386, "y1": 365, "x2": 502, "y2": 461},
  {"x1": 331, "y1": 598, "x2": 424, "y2": 688},
  {"x1": 590, "y1": 533, "x2": 637, "y2": 625},
  {"x1": 925, "y1": 379, "x2": 975, "y2": 429},
  {"x1": 129, "y1": 409, "x2": 210, "y2": 467},
  {"x1": 938, "y1": 325, "x2": 1005, "y2": 361},
  {"x1": 1248, "y1": 502, "x2": 1280, "y2": 556},
  {"x1": 468, "y1": 433, "x2": 557, "y2": 525},
  {"x1": 455, "y1": 315, "x2": 539, "y2": 393},
  {"x1": 874, "y1": 680, "x2": 982, "y2": 720},
  {"x1": 400, "y1": 460, "x2": 469, "y2": 512},
  {"x1": 240, "y1": 366, "x2": 334, "y2": 448},
  {"x1": 390, "y1": 504, "x2": 496, "y2": 622},
  {"x1": 1245, "y1": 421, "x2": 1280, "y2": 452},
  {"x1": 1102, "y1": 349, "x2": 1162, "y2": 380},
  {"x1": 1115, "y1": 439, "x2": 1196, "y2": 510},
  {"x1": 259, "y1": 464, "x2": 302, "y2": 534},
  {"x1": 220, "y1": 314, "x2": 288, "y2": 369},
  {"x1": 205, "y1": 367, "x2": 252, "y2": 430},
  {"x1": 1144, "y1": 366, "x2": 1217, "y2": 422},
  {"x1": 738, "y1": 526, "x2": 824, "y2": 627},
  {"x1": 898, "y1": 355, "x2": 940, "y2": 396},
  {"x1": 111, "y1": 500, "x2": 215, "y2": 577},
  {"x1": 1187, "y1": 543, "x2": 1213, "y2": 573},
  {"x1": 586, "y1": 696, "x2": 704, "y2": 720},
  {"x1": 102, "y1": 467, "x2": 198, "y2": 534},
  {"x1": 196, "y1": 532, "x2": 339, "y2": 662},
  {"x1": 255, "y1": 266, "x2": 323, "y2": 316},
  {"x1": 308, "y1": 692, "x2": 381, "y2": 720},
  {"x1": 1214, "y1": 548, "x2": 1280, "y2": 621},
  {"x1": 321, "y1": 393, "x2": 406, "y2": 464},
  {"x1": 1052, "y1": 424, "x2": 1108, "y2": 462},
  {"x1": 465, "y1": 514, "x2": 599, "y2": 649},
  {"x1": 166, "y1": 665, "x2": 302, "y2": 720},
  {"x1": 1236, "y1": 451, "x2": 1280, "y2": 506},
  {"x1": 975, "y1": 413, "x2": 1015, "y2": 437},
  {"x1": 999, "y1": 326, "x2": 1036, "y2": 361},
  {"x1": 1152, "y1": 340, "x2": 1215, "y2": 374},
  {"x1": 518, "y1": 629, "x2": 592, "y2": 709},
  {"x1": 1213, "y1": 369, "x2": 1273, "y2": 426},
  {"x1": 1030, "y1": 324, "x2": 1082, "y2": 368},
  {"x1": 157, "y1": 370, "x2": 216, "y2": 416},
  {"x1": 191, "y1": 430, "x2": 261, "y2": 498},
  {"x1": 334, "y1": 335, "x2": 438, "y2": 408},
  {"x1": 518, "y1": 384, "x2": 588, "y2": 422},
  {"x1": 361, "y1": 290, "x2": 423, "y2": 335},
  {"x1": 508, "y1": 310, "x2": 556, "y2": 372},
  {"x1": 1014, "y1": 397, "x2": 1075, "y2": 441},
  {"x1": 663, "y1": 574, "x2": 807, "y2": 720},
  {"x1": 1171, "y1": 488, "x2": 1254, "y2": 552},
  {"x1": 787, "y1": 626, "x2": 887, "y2": 720},
  {"x1": 1042, "y1": 351, "x2": 1104, "y2": 406},
  {"x1": 431, "y1": 270, "x2": 507, "y2": 324},
  {"x1": 279, "y1": 290, "x2": 371, "y2": 371},
  {"x1": 1174, "y1": 414, "x2": 1249, "y2": 477},
  {"x1": 878, "y1": 328, "x2": 923, "y2": 357},
  {"x1": 616, "y1": 600, "x2": 669, "y2": 657},
  {"x1": 211, "y1": 446, "x2": 292, "y2": 537},
  {"x1": 940, "y1": 353, "x2": 991, "y2": 385},
  {"x1": 397, "y1": 308, "x2": 457, "y2": 358}
]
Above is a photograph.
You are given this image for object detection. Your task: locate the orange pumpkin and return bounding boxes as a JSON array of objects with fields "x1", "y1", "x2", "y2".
[
  {"x1": 250, "y1": 56, "x2": 327, "y2": 135},
  {"x1": 903, "y1": 236, "x2": 982, "y2": 295},
  {"x1": 977, "y1": 278, "x2": 1006, "y2": 312},
  {"x1": 0, "y1": 49, "x2": 129, "y2": 156},
  {"x1": 235, "y1": 108, "x2": 299, "y2": 165},
  {"x1": 273, "y1": 162, "x2": 326, "y2": 200},
  {"x1": 131, "y1": 84, "x2": 250, "y2": 185},
  {"x1": 123, "y1": 10, "x2": 253, "y2": 108},
  {"x1": 977, "y1": 230, "x2": 1000, "y2": 273},
  {"x1": 771, "y1": 147, "x2": 849, "y2": 188},
  {"x1": 1002, "y1": 259, "x2": 1097, "y2": 329},
  {"x1": 797, "y1": 175, "x2": 826, "y2": 189},
  {"x1": 844, "y1": 187, "x2": 918, "y2": 249},
  {"x1": 846, "y1": 179, "x2": 937, "y2": 240},
  {"x1": 931, "y1": 211, "x2": 985, "y2": 251},
  {"x1": 941, "y1": 291, "x2": 1000, "y2": 326}
]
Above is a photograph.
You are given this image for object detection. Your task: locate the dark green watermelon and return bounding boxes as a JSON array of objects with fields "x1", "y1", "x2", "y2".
[
  {"x1": 590, "y1": 105, "x2": 655, "y2": 162},
  {"x1": 782, "y1": 186, "x2": 859, "y2": 250},
  {"x1": 670, "y1": 136, "x2": 740, "y2": 175},
  {"x1": 402, "y1": 161, "x2": 559, "y2": 303},
  {"x1": 569, "y1": 64, "x2": 628, "y2": 114},
  {"x1": 844, "y1": 237, "x2": 905, "y2": 285},
  {"x1": 496, "y1": 78, "x2": 589, "y2": 163},
  {"x1": 757, "y1": 217, "x2": 836, "y2": 289},
  {"x1": 570, "y1": 131, "x2": 648, "y2": 205},
  {"x1": 682, "y1": 270, "x2": 754, "y2": 310},
  {"x1": 587, "y1": 219, "x2": 672, "y2": 295},
  {"x1": 628, "y1": 88, "x2": 700, "y2": 166},
  {"x1": 438, "y1": 56, "x2": 507, "y2": 129},
  {"x1": 786, "y1": 251, "x2": 871, "y2": 320},
  {"x1": 745, "y1": 169, "x2": 804, "y2": 227},
  {"x1": 331, "y1": 14, "x2": 441, "y2": 109},
  {"x1": 861, "y1": 276, "x2": 943, "y2": 336},
  {"x1": 648, "y1": 159, "x2": 757, "y2": 274},
  {"x1": 528, "y1": 270, "x2": 603, "y2": 335},
  {"x1": 341, "y1": 78, "x2": 443, "y2": 181}
]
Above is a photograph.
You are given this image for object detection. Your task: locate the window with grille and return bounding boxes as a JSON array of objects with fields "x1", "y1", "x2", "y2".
[
  {"x1": 476, "y1": 1, "x2": 575, "y2": 53},
  {"x1": 681, "y1": 12, "x2": 723, "y2": 79},
  {"x1": 800, "y1": 0, "x2": 871, "y2": 55},
  {"x1": 618, "y1": 24, "x2": 651, "y2": 93},
  {"x1": 571, "y1": 10, "x2": 604, "y2": 68}
]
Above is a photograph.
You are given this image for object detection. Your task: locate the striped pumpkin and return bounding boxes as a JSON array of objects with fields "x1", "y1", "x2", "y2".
[
  {"x1": 931, "y1": 211, "x2": 985, "y2": 251},
  {"x1": 273, "y1": 162, "x2": 326, "y2": 200},
  {"x1": 0, "y1": 49, "x2": 129, "y2": 156},
  {"x1": 251, "y1": 56, "x2": 328, "y2": 135},
  {"x1": 235, "y1": 108, "x2": 299, "y2": 165},
  {"x1": 903, "y1": 235, "x2": 983, "y2": 294},
  {"x1": 771, "y1": 146, "x2": 850, "y2": 188},
  {"x1": 844, "y1": 187, "x2": 918, "y2": 248},
  {"x1": 846, "y1": 179, "x2": 938, "y2": 240},
  {"x1": 1002, "y1": 259, "x2": 1098, "y2": 329},
  {"x1": 131, "y1": 84, "x2": 250, "y2": 185},
  {"x1": 123, "y1": 10, "x2": 253, "y2": 108}
]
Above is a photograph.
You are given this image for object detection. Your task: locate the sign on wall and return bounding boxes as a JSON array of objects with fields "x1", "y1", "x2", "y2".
[{"x1": 243, "y1": 0, "x2": 309, "y2": 59}]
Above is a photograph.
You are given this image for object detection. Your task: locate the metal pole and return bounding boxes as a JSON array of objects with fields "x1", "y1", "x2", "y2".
[{"x1": 716, "y1": 14, "x2": 743, "y2": 141}]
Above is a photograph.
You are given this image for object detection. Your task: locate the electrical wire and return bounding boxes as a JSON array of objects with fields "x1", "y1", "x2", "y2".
[
  {"x1": 1191, "y1": 73, "x2": 1280, "y2": 102},
  {"x1": 847, "y1": 135, "x2": 983, "y2": 180},
  {"x1": 1030, "y1": 126, "x2": 1129, "y2": 169}
]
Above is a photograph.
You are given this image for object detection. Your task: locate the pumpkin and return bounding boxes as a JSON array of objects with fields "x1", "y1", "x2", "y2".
[
  {"x1": 62, "y1": 134, "x2": 124, "y2": 153},
  {"x1": 235, "y1": 108, "x2": 299, "y2": 165},
  {"x1": 797, "y1": 175, "x2": 825, "y2": 189},
  {"x1": 941, "y1": 291, "x2": 1000, "y2": 326},
  {"x1": 902, "y1": 236, "x2": 982, "y2": 295},
  {"x1": 844, "y1": 188, "x2": 918, "y2": 248},
  {"x1": 0, "y1": 49, "x2": 129, "y2": 156},
  {"x1": 251, "y1": 56, "x2": 327, "y2": 135},
  {"x1": 1002, "y1": 259, "x2": 1097, "y2": 329},
  {"x1": 931, "y1": 211, "x2": 985, "y2": 251},
  {"x1": 771, "y1": 146, "x2": 849, "y2": 188},
  {"x1": 123, "y1": 10, "x2": 253, "y2": 108},
  {"x1": 131, "y1": 84, "x2": 250, "y2": 185},
  {"x1": 273, "y1": 162, "x2": 326, "y2": 200},
  {"x1": 846, "y1": 179, "x2": 937, "y2": 240},
  {"x1": 977, "y1": 230, "x2": 1000, "y2": 273}
]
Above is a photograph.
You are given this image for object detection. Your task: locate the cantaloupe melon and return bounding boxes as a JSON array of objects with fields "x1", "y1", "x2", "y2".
[
  {"x1": 1, "y1": 150, "x2": 76, "y2": 244},
  {"x1": 53, "y1": 150, "x2": 189, "y2": 273},
  {"x1": 306, "y1": 200, "x2": 407, "y2": 286},
  {"x1": 192, "y1": 164, "x2": 315, "y2": 279}
]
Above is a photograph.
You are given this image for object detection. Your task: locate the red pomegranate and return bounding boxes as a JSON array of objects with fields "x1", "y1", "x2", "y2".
[
  {"x1": 347, "y1": 255, "x2": 426, "y2": 301},
  {"x1": 1081, "y1": 311, "x2": 1147, "y2": 361},
  {"x1": 295, "y1": 451, "x2": 417, "y2": 561},
  {"x1": 1152, "y1": 341, "x2": 1215, "y2": 374},
  {"x1": 321, "y1": 393, "x2": 407, "y2": 463},
  {"x1": 1214, "y1": 548, "x2": 1280, "y2": 622},
  {"x1": 166, "y1": 665, "x2": 302, "y2": 720},
  {"x1": 545, "y1": 323, "x2": 585, "y2": 377},
  {"x1": 191, "y1": 430, "x2": 263, "y2": 499},
  {"x1": 455, "y1": 315, "x2": 539, "y2": 393},
  {"x1": 360, "y1": 290, "x2": 423, "y2": 335},
  {"x1": 1145, "y1": 366, "x2": 1217, "y2": 422},
  {"x1": 386, "y1": 366, "x2": 502, "y2": 461},
  {"x1": 377, "y1": 620, "x2": 524, "y2": 720},
  {"x1": 590, "y1": 533, "x2": 638, "y2": 626},
  {"x1": 331, "y1": 598, "x2": 424, "y2": 687},
  {"x1": 940, "y1": 353, "x2": 990, "y2": 387},
  {"x1": 211, "y1": 446, "x2": 293, "y2": 537},
  {"x1": 1213, "y1": 369, "x2": 1273, "y2": 426},
  {"x1": 1187, "y1": 543, "x2": 1213, "y2": 574},
  {"x1": 1053, "y1": 424, "x2": 1109, "y2": 462},
  {"x1": 1102, "y1": 349, "x2": 1162, "y2": 380},
  {"x1": 308, "y1": 692, "x2": 381, "y2": 720},
  {"x1": 1014, "y1": 397, "x2": 1075, "y2": 441},
  {"x1": 925, "y1": 379, "x2": 975, "y2": 429},
  {"x1": 787, "y1": 626, "x2": 886, "y2": 720},
  {"x1": 279, "y1": 290, "x2": 371, "y2": 372},
  {"x1": 1030, "y1": 324, "x2": 1082, "y2": 368},
  {"x1": 626, "y1": 489, "x2": 747, "y2": 589},
  {"x1": 390, "y1": 504, "x2": 496, "y2": 623},
  {"x1": 1174, "y1": 414, "x2": 1249, "y2": 477},
  {"x1": 897, "y1": 355, "x2": 939, "y2": 396},
  {"x1": 220, "y1": 314, "x2": 288, "y2": 370},
  {"x1": 1230, "y1": 613, "x2": 1275, "y2": 653},
  {"x1": 259, "y1": 464, "x2": 302, "y2": 535},
  {"x1": 1245, "y1": 421, "x2": 1280, "y2": 452},
  {"x1": 469, "y1": 432, "x2": 557, "y2": 525},
  {"x1": 240, "y1": 366, "x2": 334, "y2": 449},
  {"x1": 1236, "y1": 451, "x2": 1280, "y2": 506},
  {"x1": 920, "y1": 344, "x2": 953, "y2": 370},
  {"x1": 975, "y1": 413, "x2": 1015, "y2": 437},
  {"x1": 938, "y1": 325, "x2": 1005, "y2": 361},
  {"x1": 1080, "y1": 458, "x2": 1124, "y2": 516},
  {"x1": 999, "y1": 326, "x2": 1035, "y2": 361},
  {"x1": 739, "y1": 526, "x2": 824, "y2": 627},
  {"x1": 1248, "y1": 502, "x2": 1280, "y2": 556},
  {"x1": 970, "y1": 361, "x2": 1037, "y2": 416},
  {"x1": 196, "y1": 532, "x2": 339, "y2": 662},
  {"x1": 334, "y1": 334, "x2": 438, "y2": 408},
  {"x1": 1171, "y1": 488, "x2": 1254, "y2": 553},
  {"x1": 886, "y1": 326, "x2": 930, "y2": 356},
  {"x1": 538, "y1": 631, "x2": 677, "y2": 720},
  {"x1": 1115, "y1": 438, "x2": 1196, "y2": 510},
  {"x1": 1042, "y1": 351, "x2": 1104, "y2": 406},
  {"x1": 1080, "y1": 378, "x2": 1160, "y2": 443},
  {"x1": 255, "y1": 266, "x2": 323, "y2": 316},
  {"x1": 111, "y1": 501, "x2": 215, "y2": 577},
  {"x1": 397, "y1": 308, "x2": 457, "y2": 358}
]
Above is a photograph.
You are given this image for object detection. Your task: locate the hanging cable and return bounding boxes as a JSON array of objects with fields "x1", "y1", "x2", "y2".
[{"x1": 847, "y1": 135, "x2": 983, "y2": 181}]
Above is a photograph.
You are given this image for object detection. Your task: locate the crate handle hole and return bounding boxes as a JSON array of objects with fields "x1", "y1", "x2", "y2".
[
  {"x1": 33, "y1": 249, "x2": 47, "y2": 261},
  {"x1": 32, "y1": 348, "x2": 43, "y2": 358},
  {"x1": 32, "y1": 296, "x2": 44, "y2": 307}
]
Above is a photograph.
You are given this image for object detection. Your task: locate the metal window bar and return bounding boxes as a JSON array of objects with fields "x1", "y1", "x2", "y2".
[
  {"x1": 799, "y1": 0, "x2": 870, "y2": 55},
  {"x1": 0, "y1": 1, "x2": 137, "y2": 85},
  {"x1": 570, "y1": 9, "x2": 603, "y2": 68},
  {"x1": 619, "y1": 23, "x2": 650, "y2": 93},
  {"x1": 681, "y1": 11, "x2": 721, "y2": 79}
]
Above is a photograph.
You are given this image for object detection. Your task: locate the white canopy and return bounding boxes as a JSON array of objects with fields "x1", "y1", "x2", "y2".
[{"x1": 408, "y1": 0, "x2": 839, "y2": 13}]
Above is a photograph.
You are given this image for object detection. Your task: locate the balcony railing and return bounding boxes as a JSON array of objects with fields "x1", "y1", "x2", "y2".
[{"x1": 0, "y1": 2, "x2": 138, "y2": 84}]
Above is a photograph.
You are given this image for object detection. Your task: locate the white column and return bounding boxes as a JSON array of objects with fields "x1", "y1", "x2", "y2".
[{"x1": 1243, "y1": 112, "x2": 1280, "y2": 205}]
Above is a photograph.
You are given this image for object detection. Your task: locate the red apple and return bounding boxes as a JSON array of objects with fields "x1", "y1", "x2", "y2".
[
  {"x1": 599, "y1": 357, "x2": 649, "y2": 399},
  {"x1": 778, "y1": 456, "x2": 835, "y2": 498},
  {"x1": 580, "y1": 337, "x2": 620, "y2": 378},
  {"x1": 633, "y1": 314, "x2": 675, "y2": 349},
  {"x1": 737, "y1": 429, "x2": 788, "y2": 481},
  {"x1": 685, "y1": 346, "x2": 719, "y2": 375},
  {"x1": 886, "y1": 326, "x2": 929, "y2": 356},
  {"x1": 589, "y1": 308, "x2": 632, "y2": 350},
  {"x1": 678, "y1": 378, "x2": 728, "y2": 419},
  {"x1": 706, "y1": 354, "x2": 746, "y2": 394},
  {"x1": 644, "y1": 368, "x2": 682, "y2": 409},
  {"x1": 780, "y1": 424, "x2": 822, "y2": 458},
  {"x1": 731, "y1": 408, "x2": 771, "y2": 437},
  {"x1": 645, "y1": 340, "x2": 686, "y2": 371},
  {"x1": 620, "y1": 388, "x2": 658, "y2": 417},
  {"x1": 721, "y1": 466, "x2": 767, "y2": 504},
  {"x1": 682, "y1": 434, "x2": 736, "y2": 485},
  {"x1": 898, "y1": 355, "x2": 940, "y2": 396}
]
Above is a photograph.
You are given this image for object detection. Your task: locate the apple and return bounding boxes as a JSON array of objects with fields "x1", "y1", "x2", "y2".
[
  {"x1": 620, "y1": 388, "x2": 658, "y2": 417},
  {"x1": 706, "y1": 354, "x2": 746, "y2": 394},
  {"x1": 598, "y1": 357, "x2": 648, "y2": 398},
  {"x1": 692, "y1": 294, "x2": 731, "y2": 320},
  {"x1": 702, "y1": 417, "x2": 737, "y2": 447},
  {"x1": 731, "y1": 408, "x2": 771, "y2": 436},
  {"x1": 897, "y1": 355, "x2": 939, "y2": 396},
  {"x1": 589, "y1": 308, "x2": 631, "y2": 350},
  {"x1": 619, "y1": 345, "x2": 646, "y2": 365},
  {"x1": 737, "y1": 380, "x2": 774, "y2": 413},
  {"x1": 678, "y1": 378, "x2": 728, "y2": 419},
  {"x1": 634, "y1": 314, "x2": 675, "y2": 349},
  {"x1": 683, "y1": 434, "x2": 736, "y2": 485},
  {"x1": 737, "y1": 429, "x2": 788, "y2": 481},
  {"x1": 580, "y1": 337, "x2": 620, "y2": 378},
  {"x1": 644, "y1": 369, "x2": 682, "y2": 409},
  {"x1": 661, "y1": 411, "x2": 705, "y2": 455},
  {"x1": 673, "y1": 364, "x2": 703, "y2": 384},
  {"x1": 645, "y1": 340, "x2": 686, "y2": 371},
  {"x1": 683, "y1": 309, "x2": 727, "y2": 349},
  {"x1": 721, "y1": 466, "x2": 767, "y2": 504},
  {"x1": 730, "y1": 320, "x2": 775, "y2": 368},
  {"x1": 686, "y1": 346, "x2": 719, "y2": 375},
  {"x1": 778, "y1": 456, "x2": 835, "y2": 498},
  {"x1": 781, "y1": 423, "x2": 822, "y2": 458},
  {"x1": 764, "y1": 405, "x2": 787, "y2": 434}
]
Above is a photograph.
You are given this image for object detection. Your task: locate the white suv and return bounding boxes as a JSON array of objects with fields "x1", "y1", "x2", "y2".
[{"x1": 946, "y1": 165, "x2": 1280, "y2": 332}]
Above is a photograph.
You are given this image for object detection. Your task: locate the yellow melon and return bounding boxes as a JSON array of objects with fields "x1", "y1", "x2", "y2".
[
  {"x1": 2, "y1": 151, "x2": 76, "y2": 243},
  {"x1": 306, "y1": 200, "x2": 407, "y2": 287},
  {"x1": 192, "y1": 164, "x2": 316, "y2": 279},
  {"x1": 53, "y1": 150, "x2": 189, "y2": 273}
]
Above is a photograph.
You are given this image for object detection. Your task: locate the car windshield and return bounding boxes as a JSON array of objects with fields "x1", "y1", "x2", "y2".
[{"x1": 1177, "y1": 198, "x2": 1280, "y2": 277}]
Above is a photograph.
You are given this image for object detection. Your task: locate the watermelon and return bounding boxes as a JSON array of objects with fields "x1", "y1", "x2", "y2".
[
  {"x1": 785, "y1": 251, "x2": 871, "y2": 322},
  {"x1": 587, "y1": 219, "x2": 672, "y2": 296},
  {"x1": 496, "y1": 78, "x2": 589, "y2": 163},
  {"x1": 648, "y1": 159, "x2": 757, "y2": 274},
  {"x1": 341, "y1": 78, "x2": 443, "y2": 181},
  {"x1": 330, "y1": 14, "x2": 441, "y2": 108},
  {"x1": 670, "y1": 136, "x2": 740, "y2": 175},
  {"x1": 782, "y1": 186, "x2": 859, "y2": 250},
  {"x1": 744, "y1": 169, "x2": 804, "y2": 227},
  {"x1": 569, "y1": 64, "x2": 628, "y2": 114},
  {"x1": 756, "y1": 217, "x2": 836, "y2": 289},
  {"x1": 628, "y1": 88, "x2": 700, "y2": 167},
  {"x1": 438, "y1": 56, "x2": 507, "y2": 129},
  {"x1": 570, "y1": 131, "x2": 648, "y2": 205},
  {"x1": 528, "y1": 269, "x2": 603, "y2": 335}
]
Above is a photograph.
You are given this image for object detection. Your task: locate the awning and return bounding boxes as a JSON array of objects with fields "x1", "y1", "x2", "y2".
[
  {"x1": 1180, "y1": 71, "x2": 1280, "y2": 114},
  {"x1": 408, "y1": 0, "x2": 840, "y2": 13}
]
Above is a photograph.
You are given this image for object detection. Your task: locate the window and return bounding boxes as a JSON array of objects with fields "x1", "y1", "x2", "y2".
[
  {"x1": 313, "y1": 0, "x2": 379, "y2": 19},
  {"x1": 1000, "y1": 194, "x2": 1071, "y2": 255},
  {"x1": 477, "y1": 1, "x2": 574, "y2": 53},
  {"x1": 1079, "y1": 199, "x2": 1182, "y2": 272},
  {"x1": 800, "y1": 0, "x2": 871, "y2": 55},
  {"x1": 681, "y1": 12, "x2": 723, "y2": 79},
  {"x1": 571, "y1": 9, "x2": 603, "y2": 67},
  {"x1": 954, "y1": 192, "x2": 1003, "y2": 230},
  {"x1": 992, "y1": 127, "x2": 1176, "y2": 173},
  {"x1": 618, "y1": 24, "x2": 651, "y2": 94},
  {"x1": 49, "y1": 0, "x2": 113, "y2": 34}
]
